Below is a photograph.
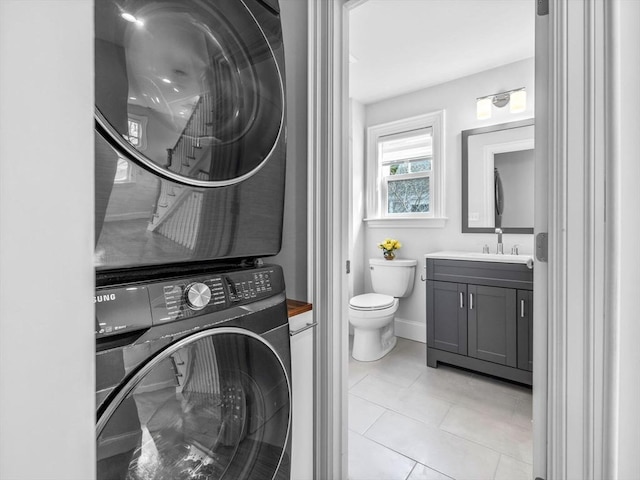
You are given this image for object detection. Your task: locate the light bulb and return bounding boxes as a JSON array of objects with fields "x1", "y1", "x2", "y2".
[
  {"x1": 121, "y1": 12, "x2": 144, "y2": 27},
  {"x1": 510, "y1": 90, "x2": 527, "y2": 113},
  {"x1": 477, "y1": 97, "x2": 492, "y2": 120},
  {"x1": 121, "y1": 12, "x2": 136, "y2": 22}
]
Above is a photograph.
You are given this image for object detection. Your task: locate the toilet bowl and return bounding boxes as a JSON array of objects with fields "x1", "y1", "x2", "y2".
[
  {"x1": 349, "y1": 293, "x2": 399, "y2": 361},
  {"x1": 349, "y1": 259, "x2": 416, "y2": 362}
]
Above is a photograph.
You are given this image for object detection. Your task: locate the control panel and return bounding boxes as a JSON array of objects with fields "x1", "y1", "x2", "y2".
[
  {"x1": 94, "y1": 285, "x2": 152, "y2": 338},
  {"x1": 228, "y1": 270, "x2": 274, "y2": 302},
  {"x1": 95, "y1": 266, "x2": 283, "y2": 338},
  {"x1": 159, "y1": 277, "x2": 226, "y2": 322}
]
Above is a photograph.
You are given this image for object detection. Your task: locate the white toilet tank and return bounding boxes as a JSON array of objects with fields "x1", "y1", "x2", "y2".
[{"x1": 369, "y1": 258, "x2": 417, "y2": 297}]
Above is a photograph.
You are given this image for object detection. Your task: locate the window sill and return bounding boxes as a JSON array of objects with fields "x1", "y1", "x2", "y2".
[{"x1": 363, "y1": 217, "x2": 448, "y2": 229}]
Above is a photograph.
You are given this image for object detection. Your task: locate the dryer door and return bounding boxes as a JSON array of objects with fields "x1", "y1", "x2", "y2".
[
  {"x1": 97, "y1": 328, "x2": 290, "y2": 480},
  {"x1": 95, "y1": 0, "x2": 284, "y2": 187}
]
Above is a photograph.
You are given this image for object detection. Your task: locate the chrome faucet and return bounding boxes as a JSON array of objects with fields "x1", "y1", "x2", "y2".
[{"x1": 495, "y1": 228, "x2": 504, "y2": 254}]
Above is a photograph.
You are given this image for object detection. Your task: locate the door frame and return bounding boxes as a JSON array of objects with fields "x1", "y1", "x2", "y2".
[
  {"x1": 544, "y1": 1, "x2": 640, "y2": 478},
  {"x1": 308, "y1": 0, "x2": 640, "y2": 479},
  {"x1": 533, "y1": 4, "x2": 549, "y2": 478},
  {"x1": 307, "y1": 0, "x2": 349, "y2": 478}
]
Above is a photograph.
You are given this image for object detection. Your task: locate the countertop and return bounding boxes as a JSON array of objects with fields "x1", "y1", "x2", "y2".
[
  {"x1": 287, "y1": 299, "x2": 312, "y2": 318},
  {"x1": 424, "y1": 250, "x2": 534, "y2": 266}
]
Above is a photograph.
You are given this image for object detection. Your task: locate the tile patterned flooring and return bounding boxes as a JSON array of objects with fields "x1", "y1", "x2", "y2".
[{"x1": 348, "y1": 337, "x2": 533, "y2": 480}]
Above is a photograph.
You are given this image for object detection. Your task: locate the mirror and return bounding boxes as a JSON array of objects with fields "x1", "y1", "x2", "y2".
[{"x1": 462, "y1": 119, "x2": 534, "y2": 234}]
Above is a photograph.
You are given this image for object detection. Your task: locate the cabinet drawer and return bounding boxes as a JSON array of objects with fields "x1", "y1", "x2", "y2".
[{"x1": 426, "y1": 259, "x2": 533, "y2": 290}]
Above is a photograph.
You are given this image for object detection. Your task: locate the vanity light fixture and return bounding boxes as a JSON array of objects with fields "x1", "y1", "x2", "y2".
[{"x1": 476, "y1": 88, "x2": 526, "y2": 120}]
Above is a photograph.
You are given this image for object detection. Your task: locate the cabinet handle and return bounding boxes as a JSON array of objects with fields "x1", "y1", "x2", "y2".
[
  {"x1": 289, "y1": 322, "x2": 317, "y2": 337},
  {"x1": 521, "y1": 299, "x2": 525, "y2": 318},
  {"x1": 469, "y1": 293, "x2": 474, "y2": 310},
  {"x1": 459, "y1": 292, "x2": 464, "y2": 309}
]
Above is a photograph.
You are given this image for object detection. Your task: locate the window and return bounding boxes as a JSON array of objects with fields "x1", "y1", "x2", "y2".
[
  {"x1": 114, "y1": 158, "x2": 133, "y2": 183},
  {"x1": 123, "y1": 114, "x2": 147, "y2": 151},
  {"x1": 126, "y1": 118, "x2": 142, "y2": 147},
  {"x1": 366, "y1": 111, "x2": 445, "y2": 224},
  {"x1": 115, "y1": 115, "x2": 147, "y2": 184},
  {"x1": 380, "y1": 129, "x2": 432, "y2": 215}
]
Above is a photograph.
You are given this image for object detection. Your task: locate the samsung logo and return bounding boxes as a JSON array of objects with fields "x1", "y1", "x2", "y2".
[{"x1": 94, "y1": 293, "x2": 116, "y2": 303}]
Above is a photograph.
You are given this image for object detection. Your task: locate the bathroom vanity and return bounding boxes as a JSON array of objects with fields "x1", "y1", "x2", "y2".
[{"x1": 425, "y1": 252, "x2": 533, "y2": 385}]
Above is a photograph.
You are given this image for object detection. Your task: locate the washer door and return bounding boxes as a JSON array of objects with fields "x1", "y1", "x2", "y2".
[
  {"x1": 97, "y1": 328, "x2": 290, "y2": 480},
  {"x1": 95, "y1": 0, "x2": 284, "y2": 187}
]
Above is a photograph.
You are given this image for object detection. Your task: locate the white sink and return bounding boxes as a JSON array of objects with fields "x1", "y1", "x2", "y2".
[{"x1": 424, "y1": 250, "x2": 534, "y2": 267}]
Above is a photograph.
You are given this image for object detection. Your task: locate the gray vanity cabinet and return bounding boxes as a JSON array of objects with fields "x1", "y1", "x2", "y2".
[{"x1": 426, "y1": 258, "x2": 533, "y2": 385}]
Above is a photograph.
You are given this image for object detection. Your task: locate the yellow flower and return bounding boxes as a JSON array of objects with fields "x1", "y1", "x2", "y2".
[{"x1": 378, "y1": 238, "x2": 401, "y2": 252}]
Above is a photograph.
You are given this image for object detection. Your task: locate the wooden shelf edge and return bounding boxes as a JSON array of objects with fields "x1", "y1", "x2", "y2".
[{"x1": 287, "y1": 299, "x2": 313, "y2": 318}]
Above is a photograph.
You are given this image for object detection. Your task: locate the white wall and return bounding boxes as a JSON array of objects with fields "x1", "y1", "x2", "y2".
[
  {"x1": 358, "y1": 58, "x2": 535, "y2": 341},
  {"x1": 0, "y1": 1, "x2": 95, "y2": 479},
  {"x1": 267, "y1": 0, "x2": 309, "y2": 302}
]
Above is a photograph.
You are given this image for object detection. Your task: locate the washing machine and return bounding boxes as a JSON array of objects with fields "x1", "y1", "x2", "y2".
[
  {"x1": 95, "y1": 264, "x2": 291, "y2": 480},
  {"x1": 94, "y1": 0, "x2": 287, "y2": 272}
]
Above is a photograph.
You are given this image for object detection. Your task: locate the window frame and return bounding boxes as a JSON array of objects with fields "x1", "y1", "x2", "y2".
[
  {"x1": 113, "y1": 157, "x2": 135, "y2": 184},
  {"x1": 380, "y1": 133, "x2": 433, "y2": 217},
  {"x1": 114, "y1": 115, "x2": 148, "y2": 185},
  {"x1": 125, "y1": 114, "x2": 148, "y2": 151},
  {"x1": 365, "y1": 111, "x2": 445, "y2": 225}
]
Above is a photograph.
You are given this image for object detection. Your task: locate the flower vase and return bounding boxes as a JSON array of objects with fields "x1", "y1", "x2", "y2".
[{"x1": 383, "y1": 251, "x2": 395, "y2": 260}]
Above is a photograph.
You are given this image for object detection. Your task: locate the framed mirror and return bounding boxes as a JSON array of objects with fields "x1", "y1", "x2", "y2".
[{"x1": 462, "y1": 119, "x2": 534, "y2": 234}]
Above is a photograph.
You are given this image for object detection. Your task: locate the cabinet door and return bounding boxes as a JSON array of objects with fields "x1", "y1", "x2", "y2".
[
  {"x1": 290, "y1": 311, "x2": 314, "y2": 480},
  {"x1": 517, "y1": 290, "x2": 534, "y2": 371},
  {"x1": 427, "y1": 281, "x2": 467, "y2": 355},
  {"x1": 468, "y1": 285, "x2": 517, "y2": 367}
]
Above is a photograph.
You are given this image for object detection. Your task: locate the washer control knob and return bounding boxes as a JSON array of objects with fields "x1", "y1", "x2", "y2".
[{"x1": 185, "y1": 282, "x2": 211, "y2": 310}]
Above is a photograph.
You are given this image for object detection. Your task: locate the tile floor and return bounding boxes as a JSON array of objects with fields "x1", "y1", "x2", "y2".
[{"x1": 348, "y1": 337, "x2": 533, "y2": 480}]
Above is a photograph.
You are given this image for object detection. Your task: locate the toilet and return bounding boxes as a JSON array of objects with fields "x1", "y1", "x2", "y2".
[{"x1": 349, "y1": 258, "x2": 417, "y2": 361}]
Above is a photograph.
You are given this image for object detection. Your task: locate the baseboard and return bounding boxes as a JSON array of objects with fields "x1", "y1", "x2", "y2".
[
  {"x1": 105, "y1": 212, "x2": 151, "y2": 222},
  {"x1": 394, "y1": 317, "x2": 426, "y2": 343}
]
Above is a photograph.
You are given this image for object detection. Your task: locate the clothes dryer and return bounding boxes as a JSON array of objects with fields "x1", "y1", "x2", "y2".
[
  {"x1": 95, "y1": 264, "x2": 291, "y2": 479},
  {"x1": 94, "y1": 0, "x2": 286, "y2": 272}
]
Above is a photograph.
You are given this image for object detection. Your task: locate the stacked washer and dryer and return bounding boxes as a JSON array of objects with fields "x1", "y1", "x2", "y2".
[{"x1": 93, "y1": 1, "x2": 291, "y2": 479}]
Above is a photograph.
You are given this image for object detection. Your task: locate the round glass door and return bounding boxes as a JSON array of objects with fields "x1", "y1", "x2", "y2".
[
  {"x1": 95, "y1": 0, "x2": 284, "y2": 186},
  {"x1": 97, "y1": 329, "x2": 290, "y2": 480}
]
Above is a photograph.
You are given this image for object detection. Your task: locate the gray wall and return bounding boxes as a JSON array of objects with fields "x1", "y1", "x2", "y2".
[{"x1": 266, "y1": 0, "x2": 309, "y2": 302}]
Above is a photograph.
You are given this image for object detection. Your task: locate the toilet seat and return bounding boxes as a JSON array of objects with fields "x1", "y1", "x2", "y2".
[{"x1": 349, "y1": 293, "x2": 396, "y2": 311}]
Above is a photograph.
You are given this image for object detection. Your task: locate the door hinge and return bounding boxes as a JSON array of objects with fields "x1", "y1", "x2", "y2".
[
  {"x1": 536, "y1": 232, "x2": 548, "y2": 262},
  {"x1": 346, "y1": 260, "x2": 351, "y2": 274},
  {"x1": 537, "y1": 0, "x2": 549, "y2": 16}
]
